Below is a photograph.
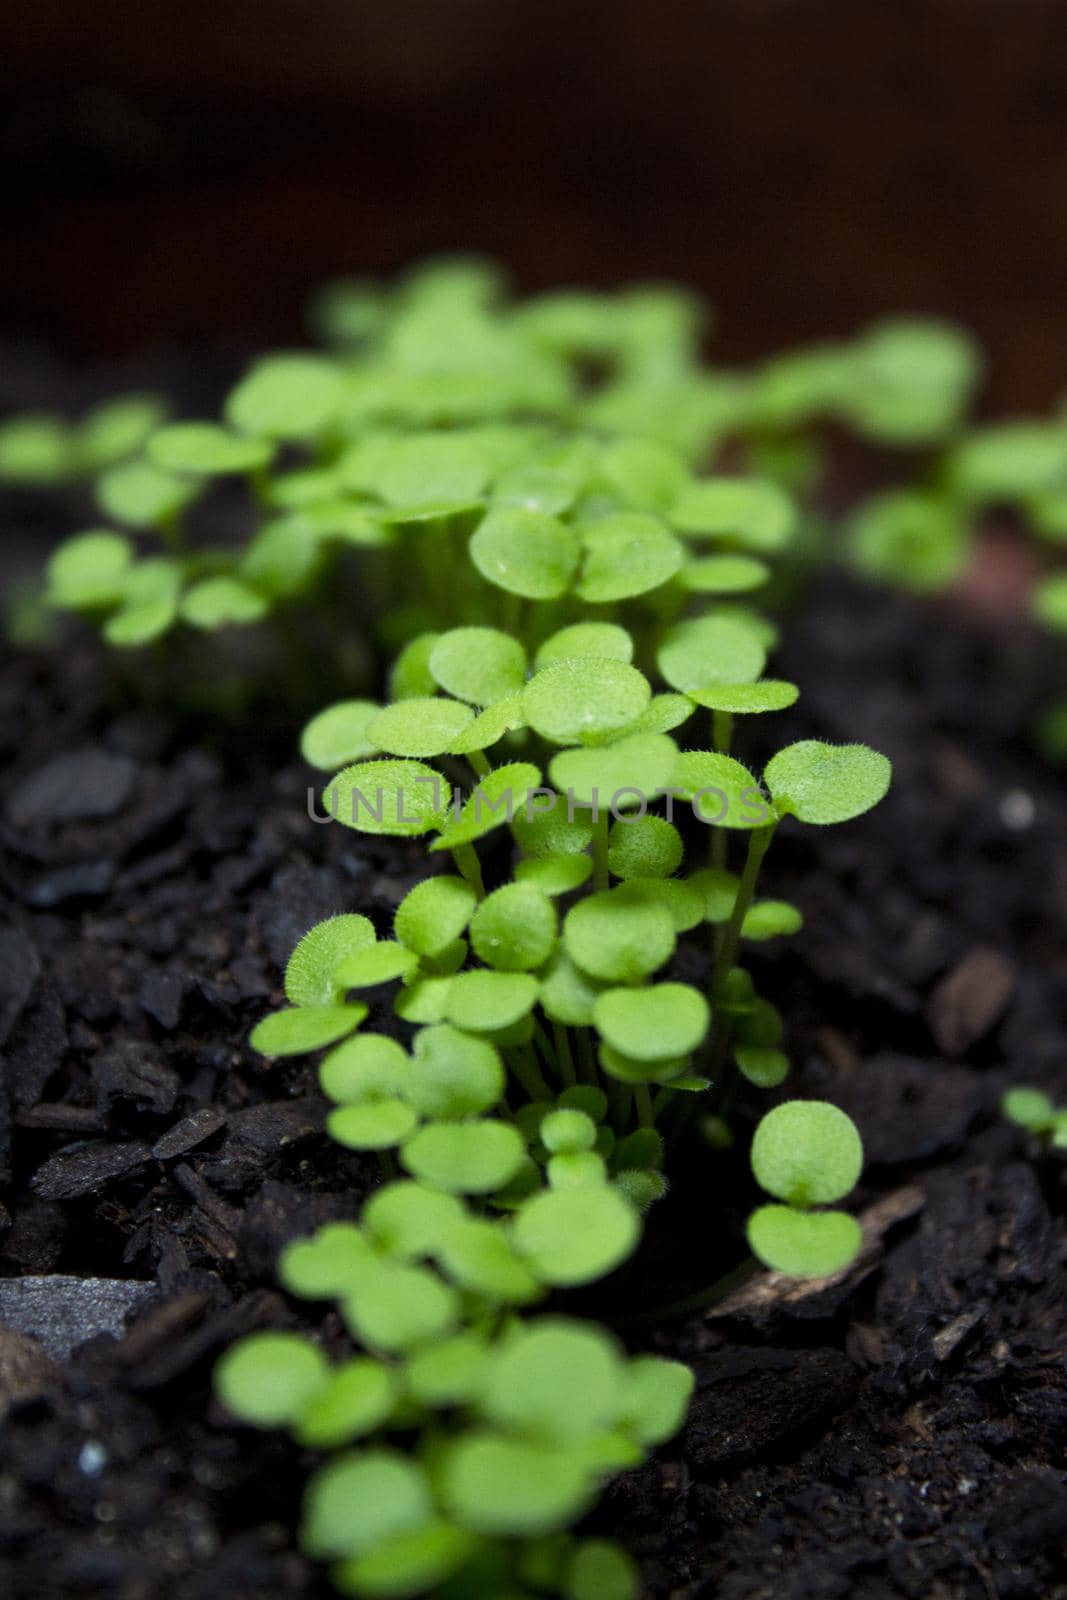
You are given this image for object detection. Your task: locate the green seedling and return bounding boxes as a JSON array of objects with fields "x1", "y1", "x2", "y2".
[
  {"x1": 1002, "y1": 1086, "x2": 1067, "y2": 1150},
  {"x1": 747, "y1": 1100, "x2": 864, "y2": 1276}
]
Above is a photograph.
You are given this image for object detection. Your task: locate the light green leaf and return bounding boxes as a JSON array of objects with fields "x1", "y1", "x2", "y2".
[
  {"x1": 670, "y1": 477, "x2": 795, "y2": 550},
  {"x1": 747, "y1": 1205, "x2": 862, "y2": 1278},
  {"x1": 408, "y1": 1025, "x2": 504, "y2": 1119},
  {"x1": 687, "y1": 680, "x2": 798, "y2": 714},
  {"x1": 324, "y1": 759, "x2": 446, "y2": 836},
  {"x1": 442, "y1": 1432, "x2": 594, "y2": 1537},
  {"x1": 593, "y1": 983, "x2": 709, "y2": 1061},
  {"x1": 469, "y1": 507, "x2": 581, "y2": 599},
  {"x1": 300, "y1": 701, "x2": 381, "y2": 770},
  {"x1": 535, "y1": 622, "x2": 634, "y2": 669},
  {"x1": 657, "y1": 615, "x2": 766, "y2": 693},
  {"x1": 250, "y1": 1004, "x2": 366, "y2": 1056},
  {"x1": 301, "y1": 1450, "x2": 434, "y2": 1560},
  {"x1": 523, "y1": 659, "x2": 651, "y2": 746},
  {"x1": 401, "y1": 1120, "x2": 526, "y2": 1194},
  {"x1": 180, "y1": 577, "x2": 268, "y2": 629},
  {"x1": 671, "y1": 750, "x2": 770, "y2": 828},
  {"x1": 444, "y1": 970, "x2": 539, "y2": 1032},
  {"x1": 575, "y1": 513, "x2": 684, "y2": 602},
  {"x1": 513, "y1": 1186, "x2": 639, "y2": 1286},
  {"x1": 368, "y1": 697, "x2": 474, "y2": 758},
  {"x1": 564, "y1": 886, "x2": 675, "y2": 983},
  {"x1": 549, "y1": 732, "x2": 678, "y2": 810},
  {"x1": 751, "y1": 1100, "x2": 863, "y2": 1206},
  {"x1": 46, "y1": 531, "x2": 133, "y2": 610},
  {"x1": 341, "y1": 1260, "x2": 459, "y2": 1353},
  {"x1": 764, "y1": 741, "x2": 891, "y2": 824},
  {"x1": 394, "y1": 875, "x2": 477, "y2": 958},
  {"x1": 225, "y1": 354, "x2": 344, "y2": 440},
  {"x1": 285, "y1": 914, "x2": 376, "y2": 1006},
  {"x1": 147, "y1": 421, "x2": 273, "y2": 476},
  {"x1": 215, "y1": 1332, "x2": 328, "y2": 1428},
  {"x1": 429, "y1": 627, "x2": 527, "y2": 704}
]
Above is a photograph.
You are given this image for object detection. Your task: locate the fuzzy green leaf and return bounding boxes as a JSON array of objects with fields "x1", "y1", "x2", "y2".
[
  {"x1": 469, "y1": 883, "x2": 558, "y2": 971},
  {"x1": 285, "y1": 915, "x2": 376, "y2": 1007},
  {"x1": 444, "y1": 970, "x2": 539, "y2": 1032},
  {"x1": 367, "y1": 698, "x2": 474, "y2": 759},
  {"x1": 430, "y1": 762, "x2": 541, "y2": 850},
  {"x1": 301, "y1": 701, "x2": 381, "y2": 770},
  {"x1": 513, "y1": 1185, "x2": 639, "y2": 1286},
  {"x1": 470, "y1": 507, "x2": 581, "y2": 599},
  {"x1": 401, "y1": 1120, "x2": 526, "y2": 1194},
  {"x1": 670, "y1": 477, "x2": 795, "y2": 550},
  {"x1": 535, "y1": 622, "x2": 634, "y2": 670},
  {"x1": 428, "y1": 627, "x2": 527, "y2": 705},
  {"x1": 657, "y1": 615, "x2": 766, "y2": 693},
  {"x1": 751, "y1": 1100, "x2": 863, "y2": 1206},
  {"x1": 215, "y1": 1332, "x2": 328, "y2": 1428},
  {"x1": 607, "y1": 815, "x2": 683, "y2": 879},
  {"x1": 564, "y1": 886, "x2": 675, "y2": 983},
  {"x1": 549, "y1": 732, "x2": 678, "y2": 809},
  {"x1": 226, "y1": 355, "x2": 344, "y2": 440},
  {"x1": 147, "y1": 421, "x2": 273, "y2": 476},
  {"x1": 593, "y1": 983, "x2": 710, "y2": 1061},
  {"x1": 328, "y1": 1100, "x2": 418, "y2": 1150},
  {"x1": 764, "y1": 741, "x2": 891, "y2": 825},
  {"x1": 408, "y1": 1025, "x2": 504, "y2": 1119},
  {"x1": 524, "y1": 659, "x2": 651, "y2": 746},
  {"x1": 324, "y1": 759, "x2": 446, "y2": 836},
  {"x1": 687, "y1": 680, "x2": 798, "y2": 714},
  {"x1": 679, "y1": 554, "x2": 770, "y2": 593},
  {"x1": 747, "y1": 1205, "x2": 862, "y2": 1278},
  {"x1": 250, "y1": 1005, "x2": 366, "y2": 1056},
  {"x1": 394, "y1": 875, "x2": 477, "y2": 958},
  {"x1": 670, "y1": 750, "x2": 770, "y2": 829},
  {"x1": 576, "y1": 513, "x2": 684, "y2": 602}
]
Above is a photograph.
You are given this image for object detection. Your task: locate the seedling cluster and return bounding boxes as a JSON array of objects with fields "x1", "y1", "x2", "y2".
[
  {"x1": 205, "y1": 270, "x2": 890, "y2": 1600},
  {"x1": 6, "y1": 261, "x2": 895, "y2": 1599},
  {"x1": 22, "y1": 259, "x2": 978, "y2": 669}
]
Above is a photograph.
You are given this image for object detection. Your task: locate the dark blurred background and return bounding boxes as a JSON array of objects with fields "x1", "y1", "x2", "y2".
[{"x1": 3, "y1": 0, "x2": 1067, "y2": 408}]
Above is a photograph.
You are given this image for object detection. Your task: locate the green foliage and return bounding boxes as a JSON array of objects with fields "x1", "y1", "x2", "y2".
[
  {"x1": 764, "y1": 741, "x2": 892, "y2": 825},
  {"x1": 746, "y1": 1100, "x2": 864, "y2": 1278},
  {"x1": 1002, "y1": 1085, "x2": 1067, "y2": 1148}
]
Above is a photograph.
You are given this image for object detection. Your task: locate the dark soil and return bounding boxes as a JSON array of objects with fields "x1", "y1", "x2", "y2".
[{"x1": 0, "y1": 540, "x2": 1065, "y2": 1596}]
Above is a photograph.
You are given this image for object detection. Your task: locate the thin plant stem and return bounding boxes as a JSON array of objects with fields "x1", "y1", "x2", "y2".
[
  {"x1": 633, "y1": 1082, "x2": 655, "y2": 1129},
  {"x1": 451, "y1": 842, "x2": 486, "y2": 899},
  {"x1": 553, "y1": 1022, "x2": 577, "y2": 1086},
  {"x1": 591, "y1": 806, "x2": 610, "y2": 891}
]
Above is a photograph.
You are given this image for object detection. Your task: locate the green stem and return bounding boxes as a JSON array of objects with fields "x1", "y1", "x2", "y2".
[
  {"x1": 553, "y1": 1023, "x2": 577, "y2": 1086},
  {"x1": 591, "y1": 807, "x2": 610, "y2": 891},
  {"x1": 451, "y1": 842, "x2": 486, "y2": 899},
  {"x1": 466, "y1": 749, "x2": 491, "y2": 781},
  {"x1": 577, "y1": 1029, "x2": 598, "y2": 1084},
  {"x1": 712, "y1": 709, "x2": 733, "y2": 754},
  {"x1": 713, "y1": 822, "x2": 775, "y2": 993},
  {"x1": 509, "y1": 1043, "x2": 551, "y2": 1102},
  {"x1": 633, "y1": 1082, "x2": 655, "y2": 1129}
]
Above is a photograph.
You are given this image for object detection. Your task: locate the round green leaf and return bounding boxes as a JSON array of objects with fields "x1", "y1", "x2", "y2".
[
  {"x1": 301, "y1": 701, "x2": 381, "y2": 770},
  {"x1": 435, "y1": 1218, "x2": 542, "y2": 1303},
  {"x1": 566, "y1": 1539, "x2": 639, "y2": 1600},
  {"x1": 442, "y1": 1432, "x2": 594, "y2": 1537},
  {"x1": 539, "y1": 951, "x2": 605, "y2": 1027},
  {"x1": 215, "y1": 1332, "x2": 328, "y2": 1428},
  {"x1": 408, "y1": 1024, "x2": 504, "y2": 1119},
  {"x1": 285, "y1": 914, "x2": 376, "y2": 1006},
  {"x1": 391, "y1": 633, "x2": 441, "y2": 700},
  {"x1": 535, "y1": 622, "x2": 634, "y2": 670},
  {"x1": 616, "y1": 1356, "x2": 695, "y2": 1446},
  {"x1": 564, "y1": 886, "x2": 675, "y2": 983},
  {"x1": 747, "y1": 1205, "x2": 862, "y2": 1278},
  {"x1": 1033, "y1": 573, "x2": 1067, "y2": 633},
  {"x1": 371, "y1": 433, "x2": 490, "y2": 509},
  {"x1": 342, "y1": 1260, "x2": 459, "y2": 1353},
  {"x1": 470, "y1": 883, "x2": 558, "y2": 971},
  {"x1": 599, "y1": 435, "x2": 688, "y2": 511},
  {"x1": 741, "y1": 900, "x2": 803, "y2": 940},
  {"x1": 513, "y1": 1185, "x2": 639, "y2": 1286},
  {"x1": 523, "y1": 659, "x2": 651, "y2": 746},
  {"x1": 401, "y1": 1120, "x2": 526, "y2": 1194},
  {"x1": 147, "y1": 421, "x2": 273, "y2": 476},
  {"x1": 279, "y1": 1223, "x2": 374, "y2": 1298},
  {"x1": 657, "y1": 616, "x2": 766, "y2": 692},
  {"x1": 395, "y1": 875, "x2": 477, "y2": 958},
  {"x1": 671, "y1": 750, "x2": 770, "y2": 829},
  {"x1": 607, "y1": 815, "x2": 683, "y2": 879},
  {"x1": 320, "y1": 1033, "x2": 409, "y2": 1105},
  {"x1": 949, "y1": 420, "x2": 1067, "y2": 503},
  {"x1": 1001, "y1": 1087, "x2": 1056, "y2": 1132},
  {"x1": 735, "y1": 1046, "x2": 789, "y2": 1087},
  {"x1": 764, "y1": 741, "x2": 891, "y2": 825},
  {"x1": 334, "y1": 1522, "x2": 476, "y2": 1599},
  {"x1": 328, "y1": 1100, "x2": 417, "y2": 1149},
  {"x1": 687, "y1": 680, "x2": 798, "y2": 714},
  {"x1": 226, "y1": 355, "x2": 344, "y2": 440},
  {"x1": 541, "y1": 1109, "x2": 597, "y2": 1154},
  {"x1": 301, "y1": 1450, "x2": 433, "y2": 1560},
  {"x1": 751, "y1": 1100, "x2": 863, "y2": 1206},
  {"x1": 515, "y1": 854, "x2": 593, "y2": 895},
  {"x1": 180, "y1": 577, "x2": 268, "y2": 629},
  {"x1": 0, "y1": 413, "x2": 74, "y2": 485},
  {"x1": 445, "y1": 970, "x2": 539, "y2": 1032},
  {"x1": 687, "y1": 866, "x2": 740, "y2": 923},
  {"x1": 46, "y1": 531, "x2": 133, "y2": 610},
  {"x1": 368, "y1": 698, "x2": 474, "y2": 758},
  {"x1": 680, "y1": 554, "x2": 770, "y2": 593},
  {"x1": 324, "y1": 759, "x2": 446, "y2": 836},
  {"x1": 250, "y1": 1004, "x2": 365, "y2": 1056},
  {"x1": 593, "y1": 983, "x2": 709, "y2": 1061},
  {"x1": 575, "y1": 513, "x2": 684, "y2": 602},
  {"x1": 549, "y1": 732, "x2": 678, "y2": 809},
  {"x1": 670, "y1": 477, "x2": 795, "y2": 550},
  {"x1": 623, "y1": 877, "x2": 704, "y2": 932},
  {"x1": 405, "y1": 1332, "x2": 490, "y2": 1407},
  {"x1": 96, "y1": 459, "x2": 195, "y2": 529},
  {"x1": 431, "y1": 762, "x2": 541, "y2": 851},
  {"x1": 849, "y1": 490, "x2": 969, "y2": 594},
  {"x1": 469, "y1": 507, "x2": 581, "y2": 599},
  {"x1": 429, "y1": 627, "x2": 527, "y2": 704},
  {"x1": 363, "y1": 1182, "x2": 466, "y2": 1259},
  {"x1": 482, "y1": 1320, "x2": 622, "y2": 1441},
  {"x1": 296, "y1": 1358, "x2": 399, "y2": 1448},
  {"x1": 512, "y1": 797, "x2": 592, "y2": 859},
  {"x1": 448, "y1": 692, "x2": 525, "y2": 755},
  {"x1": 621, "y1": 692, "x2": 696, "y2": 736}
]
